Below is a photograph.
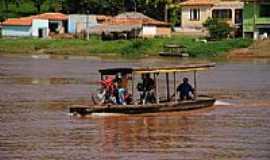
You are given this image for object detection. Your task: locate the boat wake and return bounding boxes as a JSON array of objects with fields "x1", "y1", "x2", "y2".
[
  {"x1": 214, "y1": 100, "x2": 232, "y2": 106},
  {"x1": 91, "y1": 113, "x2": 127, "y2": 117},
  {"x1": 68, "y1": 112, "x2": 126, "y2": 117}
]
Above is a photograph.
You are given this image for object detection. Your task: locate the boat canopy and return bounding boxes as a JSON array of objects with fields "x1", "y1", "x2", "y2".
[
  {"x1": 99, "y1": 68, "x2": 133, "y2": 76},
  {"x1": 99, "y1": 63, "x2": 215, "y2": 75}
]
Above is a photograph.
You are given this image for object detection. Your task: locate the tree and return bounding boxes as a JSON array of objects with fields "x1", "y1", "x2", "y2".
[
  {"x1": 31, "y1": 0, "x2": 45, "y2": 13},
  {"x1": 0, "y1": 15, "x2": 5, "y2": 22},
  {"x1": 3, "y1": 0, "x2": 9, "y2": 11},
  {"x1": 61, "y1": 0, "x2": 179, "y2": 21},
  {"x1": 203, "y1": 17, "x2": 233, "y2": 40}
]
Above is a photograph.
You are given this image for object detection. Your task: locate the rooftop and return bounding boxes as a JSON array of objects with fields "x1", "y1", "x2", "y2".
[
  {"x1": 180, "y1": 0, "x2": 217, "y2": 6},
  {"x1": 111, "y1": 12, "x2": 169, "y2": 26},
  {"x1": 2, "y1": 12, "x2": 67, "y2": 26},
  {"x1": 89, "y1": 12, "x2": 170, "y2": 34},
  {"x1": 2, "y1": 17, "x2": 33, "y2": 26},
  {"x1": 99, "y1": 63, "x2": 216, "y2": 75},
  {"x1": 36, "y1": 12, "x2": 68, "y2": 21}
]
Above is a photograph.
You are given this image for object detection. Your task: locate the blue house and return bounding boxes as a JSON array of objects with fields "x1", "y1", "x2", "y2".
[
  {"x1": 2, "y1": 17, "x2": 49, "y2": 37},
  {"x1": 2, "y1": 13, "x2": 68, "y2": 38}
]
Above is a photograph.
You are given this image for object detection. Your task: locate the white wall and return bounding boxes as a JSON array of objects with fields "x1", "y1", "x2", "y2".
[
  {"x1": 181, "y1": 6, "x2": 211, "y2": 29},
  {"x1": 32, "y1": 19, "x2": 49, "y2": 37},
  {"x1": 142, "y1": 26, "x2": 157, "y2": 37},
  {"x1": 68, "y1": 14, "x2": 98, "y2": 33}
]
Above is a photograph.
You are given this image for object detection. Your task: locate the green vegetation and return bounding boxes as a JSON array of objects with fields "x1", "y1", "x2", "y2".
[
  {"x1": 203, "y1": 18, "x2": 233, "y2": 40},
  {"x1": 1, "y1": 1, "x2": 43, "y2": 18},
  {"x1": 0, "y1": 36, "x2": 253, "y2": 58},
  {"x1": 0, "y1": 0, "x2": 179, "y2": 23}
]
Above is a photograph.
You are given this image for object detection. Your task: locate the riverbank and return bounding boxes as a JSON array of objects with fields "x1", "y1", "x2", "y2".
[
  {"x1": 226, "y1": 40, "x2": 270, "y2": 59},
  {"x1": 0, "y1": 36, "x2": 252, "y2": 58}
]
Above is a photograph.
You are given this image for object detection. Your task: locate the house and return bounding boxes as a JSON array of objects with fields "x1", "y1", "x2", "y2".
[
  {"x1": 2, "y1": 17, "x2": 49, "y2": 37},
  {"x1": 36, "y1": 12, "x2": 68, "y2": 33},
  {"x1": 116, "y1": 12, "x2": 171, "y2": 38},
  {"x1": 179, "y1": 0, "x2": 244, "y2": 37},
  {"x1": 1, "y1": 12, "x2": 67, "y2": 37},
  {"x1": 242, "y1": 0, "x2": 270, "y2": 39},
  {"x1": 68, "y1": 14, "x2": 110, "y2": 34},
  {"x1": 89, "y1": 12, "x2": 171, "y2": 39}
]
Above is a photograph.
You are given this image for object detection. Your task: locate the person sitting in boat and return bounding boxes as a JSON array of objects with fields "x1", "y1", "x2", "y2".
[
  {"x1": 137, "y1": 73, "x2": 156, "y2": 104},
  {"x1": 93, "y1": 76, "x2": 115, "y2": 105},
  {"x1": 177, "y1": 77, "x2": 194, "y2": 101},
  {"x1": 101, "y1": 76, "x2": 114, "y2": 99},
  {"x1": 114, "y1": 73, "x2": 128, "y2": 105}
]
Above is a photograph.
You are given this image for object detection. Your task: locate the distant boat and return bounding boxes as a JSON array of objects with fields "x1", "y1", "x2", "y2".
[
  {"x1": 159, "y1": 44, "x2": 189, "y2": 57},
  {"x1": 69, "y1": 63, "x2": 216, "y2": 115}
]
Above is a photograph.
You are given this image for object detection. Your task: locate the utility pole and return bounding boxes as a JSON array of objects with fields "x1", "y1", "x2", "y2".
[
  {"x1": 253, "y1": 0, "x2": 256, "y2": 40},
  {"x1": 165, "y1": 4, "x2": 168, "y2": 22},
  {"x1": 133, "y1": 0, "x2": 137, "y2": 40},
  {"x1": 86, "y1": 10, "x2": 90, "y2": 40}
]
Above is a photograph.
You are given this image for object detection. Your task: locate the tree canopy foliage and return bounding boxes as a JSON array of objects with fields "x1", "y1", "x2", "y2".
[
  {"x1": 0, "y1": 0, "x2": 181, "y2": 22},
  {"x1": 203, "y1": 18, "x2": 233, "y2": 40}
]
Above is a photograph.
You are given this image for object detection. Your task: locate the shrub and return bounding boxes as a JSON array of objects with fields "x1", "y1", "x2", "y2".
[{"x1": 203, "y1": 17, "x2": 233, "y2": 40}]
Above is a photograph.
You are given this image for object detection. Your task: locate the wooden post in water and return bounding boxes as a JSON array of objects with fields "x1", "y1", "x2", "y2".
[
  {"x1": 174, "y1": 72, "x2": 177, "y2": 102},
  {"x1": 154, "y1": 73, "x2": 159, "y2": 104},
  {"x1": 166, "y1": 73, "x2": 170, "y2": 101},
  {"x1": 194, "y1": 71, "x2": 197, "y2": 100}
]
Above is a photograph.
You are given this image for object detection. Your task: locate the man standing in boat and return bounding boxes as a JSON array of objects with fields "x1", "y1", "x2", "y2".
[
  {"x1": 177, "y1": 77, "x2": 194, "y2": 101},
  {"x1": 138, "y1": 73, "x2": 155, "y2": 104}
]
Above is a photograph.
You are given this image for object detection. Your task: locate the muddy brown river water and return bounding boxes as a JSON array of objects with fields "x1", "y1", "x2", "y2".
[{"x1": 0, "y1": 55, "x2": 270, "y2": 160}]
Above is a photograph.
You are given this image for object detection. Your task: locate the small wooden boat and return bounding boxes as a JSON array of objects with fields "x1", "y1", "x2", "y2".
[
  {"x1": 69, "y1": 63, "x2": 216, "y2": 115},
  {"x1": 159, "y1": 44, "x2": 189, "y2": 57}
]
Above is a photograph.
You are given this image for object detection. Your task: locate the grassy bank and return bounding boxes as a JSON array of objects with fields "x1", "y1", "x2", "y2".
[{"x1": 0, "y1": 36, "x2": 253, "y2": 58}]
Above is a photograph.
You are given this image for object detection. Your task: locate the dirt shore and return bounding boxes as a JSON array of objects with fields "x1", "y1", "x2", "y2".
[{"x1": 226, "y1": 40, "x2": 270, "y2": 59}]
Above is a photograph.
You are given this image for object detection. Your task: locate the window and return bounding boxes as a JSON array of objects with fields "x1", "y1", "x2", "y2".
[
  {"x1": 212, "y1": 9, "x2": 232, "y2": 19},
  {"x1": 260, "y1": 5, "x2": 270, "y2": 17},
  {"x1": 190, "y1": 9, "x2": 200, "y2": 21}
]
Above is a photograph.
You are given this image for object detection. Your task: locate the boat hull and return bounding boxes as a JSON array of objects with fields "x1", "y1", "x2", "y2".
[{"x1": 69, "y1": 97, "x2": 215, "y2": 116}]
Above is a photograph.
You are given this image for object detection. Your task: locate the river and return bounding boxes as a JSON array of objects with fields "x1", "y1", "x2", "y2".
[{"x1": 0, "y1": 55, "x2": 270, "y2": 160}]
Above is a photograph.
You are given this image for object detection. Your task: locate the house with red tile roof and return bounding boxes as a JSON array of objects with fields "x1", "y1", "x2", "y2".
[
  {"x1": 179, "y1": 0, "x2": 244, "y2": 37},
  {"x1": 2, "y1": 17, "x2": 49, "y2": 37},
  {"x1": 1, "y1": 12, "x2": 67, "y2": 37},
  {"x1": 89, "y1": 12, "x2": 171, "y2": 39}
]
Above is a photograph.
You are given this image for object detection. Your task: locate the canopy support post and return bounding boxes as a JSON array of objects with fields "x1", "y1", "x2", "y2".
[
  {"x1": 166, "y1": 73, "x2": 170, "y2": 101},
  {"x1": 174, "y1": 72, "x2": 177, "y2": 103},
  {"x1": 101, "y1": 74, "x2": 103, "y2": 80},
  {"x1": 194, "y1": 71, "x2": 197, "y2": 100},
  {"x1": 132, "y1": 73, "x2": 135, "y2": 104},
  {"x1": 154, "y1": 73, "x2": 159, "y2": 104}
]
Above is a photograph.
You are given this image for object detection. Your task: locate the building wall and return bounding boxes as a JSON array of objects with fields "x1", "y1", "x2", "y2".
[
  {"x1": 243, "y1": 2, "x2": 270, "y2": 39},
  {"x1": 243, "y1": 3, "x2": 256, "y2": 33},
  {"x1": 156, "y1": 27, "x2": 171, "y2": 37},
  {"x1": 142, "y1": 26, "x2": 157, "y2": 37},
  {"x1": 243, "y1": 2, "x2": 270, "y2": 33},
  {"x1": 181, "y1": 6, "x2": 211, "y2": 30},
  {"x1": 141, "y1": 26, "x2": 171, "y2": 38},
  {"x1": 68, "y1": 15, "x2": 98, "y2": 33},
  {"x1": 32, "y1": 19, "x2": 49, "y2": 37},
  {"x1": 211, "y1": 1, "x2": 244, "y2": 26},
  {"x1": 181, "y1": 2, "x2": 243, "y2": 32},
  {"x1": 2, "y1": 25, "x2": 32, "y2": 37}
]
